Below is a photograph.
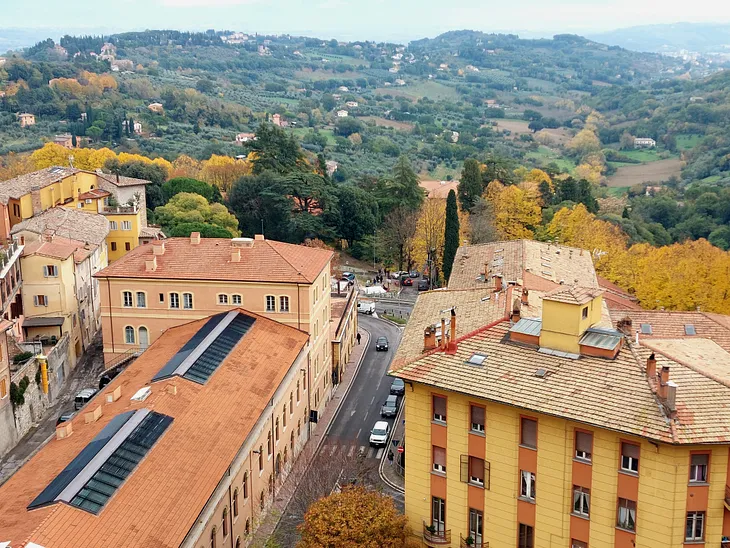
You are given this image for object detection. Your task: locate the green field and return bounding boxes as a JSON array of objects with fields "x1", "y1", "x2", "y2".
[
  {"x1": 375, "y1": 80, "x2": 460, "y2": 101},
  {"x1": 526, "y1": 146, "x2": 576, "y2": 172},
  {"x1": 425, "y1": 164, "x2": 460, "y2": 181},
  {"x1": 313, "y1": 54, "x2": 367, "y2": 67},
  {"x1": 620, "y1": 149, "x2": 666, "y2": 162},
  {"x1": 606, "y1": 186, "x2": 631, "y2": 197},
  {"x1": 290, "y1": 127, "x2": 336, "y2": 145},
  {"x1": 676, "y1": 134, "x2": 702, "y2": 151}
]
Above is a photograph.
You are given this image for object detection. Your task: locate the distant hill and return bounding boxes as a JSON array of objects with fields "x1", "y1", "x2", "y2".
[{"x1": 588, "y1": 22, "x2": 730, "y2": 53}]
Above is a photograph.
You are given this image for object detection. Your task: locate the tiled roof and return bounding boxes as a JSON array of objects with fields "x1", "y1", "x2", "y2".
[
  {"x1": 0, "y1": 167, "x2": 79, "y2": 204},
  {"x1": 448, "y1": 240, "x2": 598, "y2": 291},
  {"x1": 77, "y1": 188, "x2": 111, "y2": 200},
  {"x1": 95, "y1": 169, "x2": 152, "y2": 187},
  {"x1": 94, "y1": 237, "x2": 333, "y2": 284},
  {"x1": 139, "y1": 226, "x2": 166, "y2": 239},
  {"x1": 597, "y1": 275, "x2": 642, "y2": 311},
  {"x1": 11, "y1": 207, "x2": 109, "y2": 246},
  {"x1": 23, "y1": 236, "x2": 97, "y2": 263},
  {"x1": 391, "y1": 320, "x2": 730, "y2": 445},
  {"x1": 543, "y1": 285, "x2": 604, "y2": 305},
  {"x1": 0, "y1": 310, "x2": 309, "y2": 548}
]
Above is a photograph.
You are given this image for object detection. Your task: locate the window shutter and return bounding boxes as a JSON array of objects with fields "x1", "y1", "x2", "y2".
[
  {"x1": 433, "y1": 446, "x2": 446, "y2": 467},
  {"x1": 622, "y1": 443, "x2": 640, "y2": 459},
  {"x1": 33, "y1": 295, "x2": 38, "y2": 306},
  {"x1": 460, "y1": 454, "x2": 469, "y2": 483},
  {"x1": 691, "y1": 454, "x2": 708, "y2": 466},
  {"x1": 576, "y1": 431, "x2": 592, "y2": 453},
  {"x1": 433, "y1": 396, "x2": 446, "y2": 418},
  {"x1": 469, "y1": 456, "x2": 483, "y2": 480},
  {"x1": 521, "y1": 418, "x2": 537, "y2": 447},
  {"x1": 43, "y1": 266, "x2": 48, "y2": 277},
  {"x1": 471, "y1": 405, "x2": 485, "y2": 425}
]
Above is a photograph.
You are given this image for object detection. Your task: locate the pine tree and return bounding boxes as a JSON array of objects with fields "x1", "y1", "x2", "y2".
[
  {"x1": 443, "y1": 189, "x2": 460, "y2": 283},
  {"x1": 392, "y1": 155, "x2": 425, "y2": 212},
  {"x1": 458, "y1": 158, "x2": 483, "y2": 211}
]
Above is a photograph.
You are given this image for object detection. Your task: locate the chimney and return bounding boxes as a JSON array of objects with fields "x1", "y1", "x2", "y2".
[
  {"x1": 521, "y1": 287, "x2": 529, "y2": 305},
  {"x1": 42, "y1": 229, "x2": 54, "y2": 243},
  {"x1": 145, "y1": 256, "x2": 157, "y2": 272},
  {"x1": 231, "y1": 248, "x2": 241, "y2": 263},
  {"x1": 646, "y1": 352, "x2": 657, "y2": 382},
  {"x1": 152, "y1": 241, "x2": 165, "y2": 255},
  {"x1": 511, "y1": 297, "x2": 521, "y2": 323},
  {"x1": 85, "y1": 405, "x2": 102, "y2": 424},
  {"x1": 116, "y1": 173, "x2": 120, "y2": 184},
  {"x1": 494, "y1": 274, "x2": 503, "y2": 292},
  {"x1": 483, "y1": 262, "x2": 489, "y2": 280},
  {"x1": 423, "y1": 325, "x2": 437, "y2": 351},
  {"x1": 658, "y1": 366, "x2": 670, "y2": 399},
  {"x1": 31, "y1": 189, "x2": 42, "y2": 215},
  {"x1": 255, "y1": 234, "x2": 265, "y2": 241},
  {"x1": 450, "y1": 308, "x2": 456, "y2": 340},
  {"x1": 617, "y1": 317, "x2": 633, "y2": 336},
  {"x1": 105, "y1": 385, "x2": 121, "y2": 403},
  {"x1": 56, "y1": 421, "x2": 73, "y2": 440},
  {"x1": 190, "y1": 232, "x2": 201, "y2": 245},
  {"x1": 440, "y1": 317, "x2": 447, "y2": 350},
  {"x1": 666, "y1": 381, "x2": 677, "y2": 413}
]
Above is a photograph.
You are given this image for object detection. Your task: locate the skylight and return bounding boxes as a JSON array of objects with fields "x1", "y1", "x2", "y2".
[
  {"x1": 640, "y1": 323, "x2": 652, "y2": 335},
  {"x1": 684, "y1": 324, "x2": 696, "y2": 336},
  {"x1": 466, "y1": 353, "x2": 487, "y2": 366}
]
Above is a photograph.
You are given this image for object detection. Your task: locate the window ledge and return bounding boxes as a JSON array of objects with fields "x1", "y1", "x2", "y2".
[
  {"x1": 615, "y1": 526, "x2": 636, "y2": 534},
  {"x1": 688, "y1": 482, "x2": 709, "y2": 487},
  {"x1": 573, "y1": 457, "x2": 592, "y2": 465},
  {"x1": 519, "y1": 444, "x2": 537, "y2": 451},
  {"x1": 431, "y1": 420, "x2": 447, "y2": 427},
  {"x1": 431, "y1": 470, "x2": 446, "y2": 478},
  {"x1": 683, "y1": 542, "x2": 705, "y2": 546},
  {"x1": 618, "y1": 469, "x2": 639, "y2": 477},
  {"x1": 469, "y1": 429, "x2": 486, "y2": 437},
  {"x1": 518, "y1": 496, "x2": 535, "y2": 504},
  {"x1": 571, "y1": 512, "x2": 590, "y2": 521},
  {"x1": 468, "y1": 481, "x2": 485, "y2": 489}
]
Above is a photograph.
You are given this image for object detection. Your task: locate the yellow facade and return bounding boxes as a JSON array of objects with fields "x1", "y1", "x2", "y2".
[
  {"x1": 104, "y1": 211, "x2": 141, "y2": 262},
  {"x1": 540, "y1": 295, "x2": 603, "y2": 354},
  {"x1": 404, "y1": 382, "x2": 729, "y2": 547}
]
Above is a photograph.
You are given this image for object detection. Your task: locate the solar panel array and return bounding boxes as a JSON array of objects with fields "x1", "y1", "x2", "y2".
[
  {"x1": 70, "y1": 411, "x2": 173, "y2": 514},
  {"x1": 183, "y1": 314, "x2": 255, "y2": 384}
]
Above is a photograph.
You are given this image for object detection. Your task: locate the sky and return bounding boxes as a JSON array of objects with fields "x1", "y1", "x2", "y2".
[{"x1": 3, "y1": 0, "x2": 730, "y2": 43}]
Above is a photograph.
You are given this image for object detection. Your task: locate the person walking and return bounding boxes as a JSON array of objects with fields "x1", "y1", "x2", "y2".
[
  {"x1": 357, "y1": 332, "x2": 361, "y2": 345},
  {"x1": 388, "y1": 450, "x2": 394, "y2": 465}
]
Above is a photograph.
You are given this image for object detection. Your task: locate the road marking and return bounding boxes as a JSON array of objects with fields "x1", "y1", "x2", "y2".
[
  {"x1": 376, "y1": 448, "x2": 384, "y2": 459},
  {"x1": 370, "y1": 396, "x2": 375, "y2": 405},
  {"x1": 347, "y1": 446, "x2": 356, "y2": 458},
  {"x1": 356, "y1": 428, "x2": 362, "y2": 438},
  {"x1": 363, "y1": 410, "x2": 368, "y2": 421},
  {"x1": 350, "y1": 409, "x2": 356, "y2": 417},
  {"x1": 329, "y1": 445, "x2": 337, "y2": 456}
]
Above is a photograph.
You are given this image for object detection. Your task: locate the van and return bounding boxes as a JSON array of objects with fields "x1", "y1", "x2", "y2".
[
  {"x1": 357, "y1": 300, "x2": 375, "y2": 315},
  {"x1": 74, "y1": 388, "x2": 98, "y2": 410}
]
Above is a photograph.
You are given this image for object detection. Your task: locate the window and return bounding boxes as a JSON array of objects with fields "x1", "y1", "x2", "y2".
[
  {"x1": 265, "y1": 295, "x2": 276, "y2": 312},
  {"x1": 245, "y1": 519, "x2": 250, "y2": 535},
  {"x1": 283, "y1": 406, "x2": 287, "y2": 428},
  {"x1": 582, "y1": 306, "x2": 588, "y2": 319},
  {"x1": 462, "y1": 456, "x2": 485, "y2": 487},
  {"x1": 279, "y1": 296, "x2": 290, "y2": 312},
  {"x1": 123, "y1": 291, "x2": 133, "y2": 307},
  {"x1": 124, "y1": 326, "x2": 135, "y2": 344},
  {"x1": 232, "y1": 294, "x2": 242, "y2": 305},
  {"x1": 111, "y1": 242, "x2": 117, "y2": 251},
  {"x1": 170, "y1": 293, "x2": 180, "y2": 309},
  {"x1": 159, "y1": 293, "x2": 165, "y2": 303},
  {"x1": 125, "y1": 242, "x2": 131, "y2": 251},
  {"x1": 109, "y1": 221, "x2": 118, "y2": 230},
  {"x1": 43, "y1": 265, "x2": 58, "y2": 277},
  {"x1": 470, "y1": 405, "x2": 485, "y2": 433},
  {"x1": 518, "y1": 524, "x2": 534, "y2": 548},
  {"x1": 521, "y1": 417, "x2": 537, "y2": 449},
  {"x1": 573, "y1": 486, "x2": 590, "y2": 517},
  {"x1": 232, "y1": 490, "x2": 239, "y2": 517},
  {"x1": 433, "y1": 395, "x2": 446, "y2": 423},
  {"x1": 290, "y1": 431, "x2": 294, "y2": 451},
  {"x1": 690, "y1": 454, "x2": 708, "y2": 483},
  {"x1": 258, "y1": 446, "x2": 263, "y2": 471},
  {"x1": 686, "y1": 511, "x2": 705, "y2": 541},
  {"x1": 468, "y1": 509, "x2": 483, "y2": 546},
  {"x1": 267, "y1": 432, "x2": 272, "y2": 456},
  {"x1": 297, "y1": 419, "x2": 301, "y2": 437},
  {"x1": 136, "y1": 292, "x2": 146, "y2": 308},
  {"x1": 303, "y1": 372, "x2": 307, "y2": 391},
  {"x1": 275, "y1": 418, "x2": 280, "y2": 441},
  {"x1": 289, "y1": 392, "x2": 293, "y2": 413},
  {"x1": 183, "y1": 293, "x2": 193, "y2": 309},
  {"x1": 121, "y1": 221, "x2": 131, "y2": 231},
  {"x1": 296, "y1": 380, "x2": 300, "y2": 403},
  {"x1": 259, "y1": 491, "x2": 264, "y2": 510},
  {"x1": 520, "y1": 470, "x2": 535, "y2": 500},
  {"x1": 0, "y1": 378, "x2": 7, "y2": 399},
  {"x1": 222, "y1": 508, "x2": 228, "y2": 537},
  {"x1": 466, "y1": 353, "x2": 487, "y2": 366},
  {"x1": 211, "y1": 527, "x2": 217, "y2": 548},
  {"x1": 617, "y1": 498, "x2": 636, "y2": 531},
  {"x1": 236, "y1": 538, "x2": 241, "y2": 548},
  {"x1": 432, "y1": 446, "x2": 446, "y2": 473},
  {"x1": 431, "y1": 497, "x2": 445, "y2": 534},
  {"x1": 575, "y1": 431, "x2": 592, "y2": 462},
  {"x1": 34, "y1": 295, "x2": 48, "y2": 307},
  {"x1": 218, "y1": 294, "x2": 229, "y2": 305},
  {"x1": 571, "y1": 541, "x2": 587, "y2": 548},
  {"x1": 640, "y1": 323, "x2": 652, "y2": 335},
  {"x1": 620, "y1": 442, "x2": 639, "y2": 473},
  {"x1": 685, "y1": 324, "x2": 696, "y2": 336},
  {"x1": 243, "y1": 472, "x2": 248, "y2": 499}
]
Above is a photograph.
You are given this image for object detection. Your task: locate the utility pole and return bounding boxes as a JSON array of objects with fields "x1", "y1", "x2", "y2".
[{"x1": 373, "y1": 229, "x2": 376, "y2": 272}]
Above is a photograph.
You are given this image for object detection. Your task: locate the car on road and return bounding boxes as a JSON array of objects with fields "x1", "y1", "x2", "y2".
[
  {"x1": 409, "y1": 271, "x2": 420, "y2": 278},
  {"x1": 74, "y1": 388, "x2": 98, "y2": 410},
  {"x1": 375, "y1": 336, "x2": 389, "y2": 351},
  {"x1": 391, "y1": 271, "x2": 406, "y2": 279},
  {"x1": 401, "y1": 277, "x2": 413, "y2": 286},
  {"x1": 342, "y1": 272, "x2": 356, "y2": 284},
  {"x1": 390, "y1": 378, "x2": 405, "y2": 396},
  {"x1": 56, "y1": 411, "x2": 76, "y2": 426},
  {"x1": 381, "y1": 394, "x2": 399, "y2": 417},
  {"x1": 357, "y1": 300, "x2": 375, "y2": 315},
  {"x1": 418, "y1": 279, "x2": 429, "y2": 291},
  {"x1": 369, "y1": 420, "x2": 390, "y2": 447}
]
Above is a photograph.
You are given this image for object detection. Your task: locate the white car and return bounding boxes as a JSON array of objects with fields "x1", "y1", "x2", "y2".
[
  {"x1": 357, "y1": 300, "x2": 375, "y2": 315},
  {"x1": 369, "y1": 420, "x2": 390, "y2": 447}
]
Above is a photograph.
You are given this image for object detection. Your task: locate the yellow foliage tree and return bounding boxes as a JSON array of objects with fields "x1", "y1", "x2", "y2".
[
  {"x1": 0, "y1": 153, "x2": 35, "y2": 181},
  {"x1": 412, "y1": 197, "x2": 445, "y2": 273},
  {"x1": 567, "y1": 128, "x2": 601, "y2": 159},
  {"x1": 200, "y1": 154, "x2": 252, "y2": 193},
  {"x1": 170, "y1": 155, "x2": 203, "y2": 179},
  {"x1": 485, "y1": 181, "x2": 541, "y2": 240},
  {"x1": 31, "y1": 143, "x2": 71, "y2": 169}
]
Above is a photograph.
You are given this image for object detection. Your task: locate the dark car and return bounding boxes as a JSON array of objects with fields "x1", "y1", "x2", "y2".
[
  {"x1": 56, "y1": 411, "x2": 76, "y2": 426},
  {"x1": 380, "y1": 394, "x2": 399, "y2": 417},
  {"x1": 342, "y1": 272, "x2": 356, "y2": 285},
  {"x1": 409, "y1": 271, "x2": 420, "y2": 278},
  {"x1": 402, "y1": 277, "x2": 413, "y2": 286},
  {"x1": 418, "y1": 279, "x2": 429, "y2": 291},
  {"x1": 390, "y1": 378, "x2": 405, "y2": 395},
  {"x1": 375, "y1": 336, "x2": 389, "y2": 351}
]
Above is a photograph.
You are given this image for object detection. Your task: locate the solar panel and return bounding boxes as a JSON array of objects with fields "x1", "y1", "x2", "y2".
[
  {"x1": 183, "y1": 313, "x2": 254, "y2": 384},
  {"x1": 640, "y1": 323, "x2": 653, "y2": 335},
  {"x1": 69, "y1": 411, "x2": 172, "y2": 514},
  {"x1": 685, "y1": 324, "x2": 696, "y2": 336}
]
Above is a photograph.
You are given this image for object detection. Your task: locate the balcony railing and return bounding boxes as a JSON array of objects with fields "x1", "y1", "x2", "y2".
[
  {"x1": 103, "y1": 205, "x2": 137, "y2": 214},
  {"x1": 460, "y1": 534, "x2": 488, "y2": 548},
  {"x1": 423, "y1": 522, "x2": 451, "y2": 545}
]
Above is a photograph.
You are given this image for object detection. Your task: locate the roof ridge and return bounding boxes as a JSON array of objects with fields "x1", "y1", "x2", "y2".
[
  {"x1": 265, "y1": 240, "x2": 307, "y2": 281},
  {"x1": 641, "y1": 339, "x2": 730, "y2": 391}
]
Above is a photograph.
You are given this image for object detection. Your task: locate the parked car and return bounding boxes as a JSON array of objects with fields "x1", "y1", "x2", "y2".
[
  {"x1": 357, "y1": 300, "x2": 376, "y2": 315},
  {"x1": 390, "y1": 378, "x2": 405, "y2": 396},
  {"x1": 402, "y1": 277, "x2": 413, "y2": 286},
  {"x1": 342, "y1": 272, "x2": 356, "y2": 284},
  {"x1": 391, "y1": 271, "x2": 405, "y2": 279},
  {"x1": 369, "y1": 420, "x2": 390, "y2": 447},
  {"x1": 418, "y1": 279, "x2": 429, "y2": 291},
  {"x1": 74, "y1": 388, "x2": 98, "y2": 410},
  {"x1": 381, "y1": 394, "x2": 399, "y2": 417},
  {"x1": 409, "y1": 271, "x2": 420, "y2": 278},
  {"x1": 56, "y1": 411, "x2": 76, "y2": 426},
  {"x1": 375, "y1": 336, "x2": 389, "y2": 351}
]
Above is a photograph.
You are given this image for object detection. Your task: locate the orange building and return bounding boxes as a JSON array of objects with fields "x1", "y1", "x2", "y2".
[
  {"x1": 0, "y1": 308, "x2": 315, "y2": 547},
  {"x1": 94, "y1": 233, "x2": 335, "y2": 420}
]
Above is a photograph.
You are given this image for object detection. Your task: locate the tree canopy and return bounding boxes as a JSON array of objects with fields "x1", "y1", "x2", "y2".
[{"x1": 154, "y1": 192, "x2": 239, "y2": 237}]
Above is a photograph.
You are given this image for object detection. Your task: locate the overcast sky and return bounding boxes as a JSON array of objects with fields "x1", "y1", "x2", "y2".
[{"x1": 3, "y1": 0, "x2": 730, "y2": 42}]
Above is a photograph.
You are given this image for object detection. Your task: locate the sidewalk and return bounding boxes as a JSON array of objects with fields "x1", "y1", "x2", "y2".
[
  {"x1": 380, "y1": 396, "x2": 405, "y2": 492},
  {"x1": 252, "y1": 327, "x2": 370, "y2": 545}
]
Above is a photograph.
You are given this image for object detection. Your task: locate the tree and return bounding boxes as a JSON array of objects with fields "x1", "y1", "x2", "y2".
[
  {"x1": 381, "y1": 206, "x2": 418, "y2": 271},
  {"x1": 199, "y1": 155, "x2": 252, "y2": 193},
  {"x1": 566, "y1": 128, "x2": 601, "y2": 159},
  {"x1": 485, "y1": 181, "x2": 541, "y2": 240},
  {"x1": 195, "y1": 79, "x2": 214, "y2": 93},
  {"x1": 412, "y1": 198, "x2": 446, "y2": 284},
  {"x1": 469, "y1": 198, "x2": 499, "y2": 244},
  {"x1": 458, "y1": 158, "x2": 482, "y2": 211},
  {"x1": 334, "y1": 117, "x2": 363, "y2": 137},
  {"x1": 321, "y1": 94, "x2": 336, "y2": 111},
  {"x1": 162, "y1": 177, "x2": 221, "y2": 203},
  {"x1": 442, "y1": 190, "x2": 460, "y2": 283},
  {"x1": 154, "y1": 193, "x2": 240, "y2": 237},
  {"x1": 391, "y1": 155, "x2": 425, "y2": 212},
  {"x1": 168, "y1": 222, "x2": 233, "y2": 238},
  {"x1": 228, "y1": 172, "x2": 293, "y2": 241},
  {"x1": 620, "y1": 131, "x2": 635, "y2": 150},
  {"x1": 332, "y1": 185, "x2": 378, "y2": 247},
  {"x1": 482, "y1": 153, "x2": 517, "y2": 186},
  {"x1": 248, "y1": 123, "x2": 304, "y2": 175},
  {"x1": 298, "y1": 487, "x2": 410, "y2": 548}
]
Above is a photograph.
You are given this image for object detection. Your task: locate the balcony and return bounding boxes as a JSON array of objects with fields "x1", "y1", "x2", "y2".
[
  {"x1": 103, "y1": 205, "x2": 137, "y2": 215},
  {"x1": 460, "y1": 535, "x2": 488, "y2": 548},
  {"x1": 423, "y1": 522, "x2": 451, "y2": 545}
]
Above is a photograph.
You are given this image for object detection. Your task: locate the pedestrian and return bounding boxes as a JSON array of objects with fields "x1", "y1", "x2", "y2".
[
  {"x1": 357, "y1": 332, "x2": 361, "y2": 345},
  {"x1": 388, "y1": 450, "x2": 394, "y2": 465}
]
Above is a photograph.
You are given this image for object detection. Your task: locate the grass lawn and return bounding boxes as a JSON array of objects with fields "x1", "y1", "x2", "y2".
[
  {"x1": 606, "y1": 186, "x2": 631, "y2": 197},
  {"x1": 290, "y1": 127, "x2": 336, "y2": 145},
  {"x1": 526, "y1": 146, "x2": 576, "y2": 172},
  {"x1": 382, "y1": 313, "x2": 408, "y2": 325},
  {"x1": 620, "y1": 149, "x2": 672, "y2": 162},
  {"x1": 425, "y1": 164, "x2": 461, "y2": 181},
  {"x1": 314, "y1": 54, "x2": 367, "y2": 67},
  {"x1": 375, "y1": 80, "x2": 459, "y2": 101},
  {"x1": 702, "y1": 175, "x2": 722, "y2": 183},
  {"x1": 676, "y1": 134, "x2": 702, "y2": 151}
]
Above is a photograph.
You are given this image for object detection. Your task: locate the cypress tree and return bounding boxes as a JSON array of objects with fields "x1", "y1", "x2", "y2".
[
  {"x1": 458, "y1": 158, "x2": 483, "y2": 211},
  {"x1": 443, "y1": 189, "x2": 460, "y2": 283}
]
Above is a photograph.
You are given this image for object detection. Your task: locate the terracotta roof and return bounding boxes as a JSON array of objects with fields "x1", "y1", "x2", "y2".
[
  {"x1": 95, "y1": 169, "x2": 152, "y2": 187},
  {"x1": 0, "y1": 167, "x2": 79, "y2": 204},
  {"x1": 543, "y1": 285, "x2": 604, "y2": 305},
  {"x1": 597, "y1": 275, "x2": 642, "y2": 311},
  {"x1": 0, "y1": 309, "x2": 309, "y2": 548},
  {"x1": 448, "y1": 240, "x2": 598, "y2": 291},
  {"x1": 22, "y1": 236, "x2": 97, "y2": 263},
  {"x1": 11, "y1": 207, "x2": 109, "y2": 246},
  {"x1": 94, "y1": 237, "x2": 333, "y2": 284},
  {"x1": 77, "y1": 188, "x2": 111, "y2": 200}
]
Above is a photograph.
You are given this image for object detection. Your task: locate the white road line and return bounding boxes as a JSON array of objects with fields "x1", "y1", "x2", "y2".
[
  {"x1": 356, "y1": 428, "x2": 362, "y2": 438},
  {"x1": 375, "y1": 448, "x2": 384, "y2": 459},
  {"x1": 329, "y1": 445, "x2": 337, "y2": 456},
  {"x1": 347, "y1": 445, "x2": 356, "y2": 458},
  {"x1": 370, "y1": 396, "x2": 375, "y2": 405},
  {"x1": 363, "y1": 410, "x2": 368, "y2": 421}
]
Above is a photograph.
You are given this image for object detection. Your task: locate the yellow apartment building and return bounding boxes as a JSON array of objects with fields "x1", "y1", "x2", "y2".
[
  {"x1": 390, "y1": 240, "x2": 730, "y2": 548},
  {"x1": 0, "y1": 308, "x2": 316, "y2": 548},
  {"x1": 94, "y1": 233, "x2": 335, "y2": 420}
]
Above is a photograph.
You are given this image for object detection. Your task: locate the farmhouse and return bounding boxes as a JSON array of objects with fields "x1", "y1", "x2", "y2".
[{"x1": 634, "y1": 137, "x2": 656, "y2": 148}]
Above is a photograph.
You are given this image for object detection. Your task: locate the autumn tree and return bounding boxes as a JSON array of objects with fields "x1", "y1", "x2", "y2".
[
  {"x1": 566, "y1": 128, "x2": 601, "y2": 159},
  {"x1": 200, "y1": 155, "x2": 252, "y2": 193},
  {"x1": 485, "y1": 181, "x2": 541, "y2": 240},
  {"x1": 442, "y1": 190, "x2": 460, "y2": 283},
  {"x1": 380, "y1": 206, "x2": 418, "y2": 271},
  {"x1": 154, "y1": 192, "x2": 240, "y2": 237},
  {"x1": 458, "y1": 158, "x2": 482, "y2": 211},
  {"x1": 413, "y1": 197, "x2": 446, "y2": 284},
  {"x1": 298, "y1": 486, "x2": 410, "y2": 548}
]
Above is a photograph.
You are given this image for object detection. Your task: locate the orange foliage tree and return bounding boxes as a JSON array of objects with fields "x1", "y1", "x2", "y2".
[{"x1": 485, "y1": 180, "x2": 541, "y2": 239}]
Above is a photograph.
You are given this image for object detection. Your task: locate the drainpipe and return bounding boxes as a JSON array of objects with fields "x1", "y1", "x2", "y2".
[
  {"x1": 296, "y1": 283, "x2": 301, "y2": 331},
  {"x1": 270, "y1": 410, "x2": 276, "y2": 500}
]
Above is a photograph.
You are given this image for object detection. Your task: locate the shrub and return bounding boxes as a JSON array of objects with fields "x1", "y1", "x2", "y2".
[{"x1": 13, "y1": 351, "x2": 33, "y2": 364}]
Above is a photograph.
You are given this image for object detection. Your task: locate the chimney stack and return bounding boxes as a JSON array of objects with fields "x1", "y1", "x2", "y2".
[
  {"x1": 145, "y1": 256, "x2": 157, "y2": 272},
  {"x1": 190, "y1": 232, "x2": 201, "y2": 245},
  {"x1": 440, "y1": 317, "x2": 447, "y2": 350},
  {"x1": 255, "y1": 234, "x2": 265, "y2": 241},
  {"x1": 521, "y1": 287, "x2": 529, "y2": 305},
  {"x1": 424, "y1": 325, "x2": 437, "y2": 351},
  {"x1": 483, "y1": 262, "x2": 489, "y2": 281},
  {"x1": 666, "y1": 381, "x2": 677, "y2": 414},
  {"x1": 494, "y1": 274, "x2": 503, "y2": 292},
  {"x1": 646, "y1": 352, "x2": 657, "y2": 382},
  {"x1": 56, "y1": 421, "x2": 73, "y2": 440},
  {"x1": 511, "y1": 297, "x2": 521, "y2": 323},
  {"x1": 152, "y1": 241, "x2": 165, "y2": 255},
  {"x1": 231, "y1": 248, "x2": 241, "y2": 263},
  {"x1": 658, "y1": 366, "x2": 670, "y2": 399}
]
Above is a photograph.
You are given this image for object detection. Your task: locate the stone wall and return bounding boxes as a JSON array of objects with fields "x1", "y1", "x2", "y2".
[{"x1": 10, "y1": 358, "x2": 51, "y2": 441}]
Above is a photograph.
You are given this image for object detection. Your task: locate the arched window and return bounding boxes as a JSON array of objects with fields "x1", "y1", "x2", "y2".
[
  {"x1": 210, "y1": 526, "x2": 217, "y2": 548},
  {"x1": 284, "y1": 446, "x2": 288, "y2": 465},
  {"x1": 297, "y1": 419, "x2": 301, "y2": 437},
  {"x1": 267, "y1": 431, "x2": 272, "y2": 455},
  {"x1": 296, "y1": 381, "x2": 300, "y2": 402},
  {"x1": 245, "y1": 519, "x2": 251, "y2": 535},
  {"x1": 243, "y1": 472, "x2": 248, "y2": 499},
  {"x1": 275, "y1": 453, "x2": 281, "y2": 475},
  {"x1": 279, "y1": 296, "x2": 290, "y2": 312},
  {"x1": 290, "y1": 431, "x2": 294, "y2": 451},
  {"x1": 233, "y1": 489, "x2": 239, "y2": 517},
  {"x1": 222, "y1": 508, "x2": 228, "y2": 537},
  {"x1": 124, "y1": 326, "x2": 135, "y2": 344},
  {"x1": 282, "y1": 406, "x2": 287, "y2": 428},
  {"x1": 275, "y1": 418, "x2": 279, "y2": 441},
  {"x1": 138, "y1": 326, "x2": 149, "y2": 349},
  {"x1": 235, "y1": 537, "x2": 241, "y2": 548},
  {"x1": 303, "y1": 371, "x2": 307, "y2": 391},
  {"x1": 258, "y1": 445, "x2": 263, "y2": 471},
  {"x1": 290, "y1": 391, "x2": 294, "y2": 411},
  {"x1": 259, "y1": 491, "x2": 265, "y2": 510}
]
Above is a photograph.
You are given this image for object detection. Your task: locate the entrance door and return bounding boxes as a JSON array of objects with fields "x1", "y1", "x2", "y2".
[{"x1": 138, "y1": 326, "x2": 149, "y2": 350}]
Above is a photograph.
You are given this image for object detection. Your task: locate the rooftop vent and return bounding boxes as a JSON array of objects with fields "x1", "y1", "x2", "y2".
[
  {"x1": 231, "y1": 237, "x2": 254, "y2": 248},
  {"x1": 131, "y1": 386, "x2": 151, "y2": 402},
  {"x1": 534, "y1": 368, "x2": 547, "y2": 378},
  {"x1": 684, "y1": 324, "x2": 696, "y2": 336}
]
